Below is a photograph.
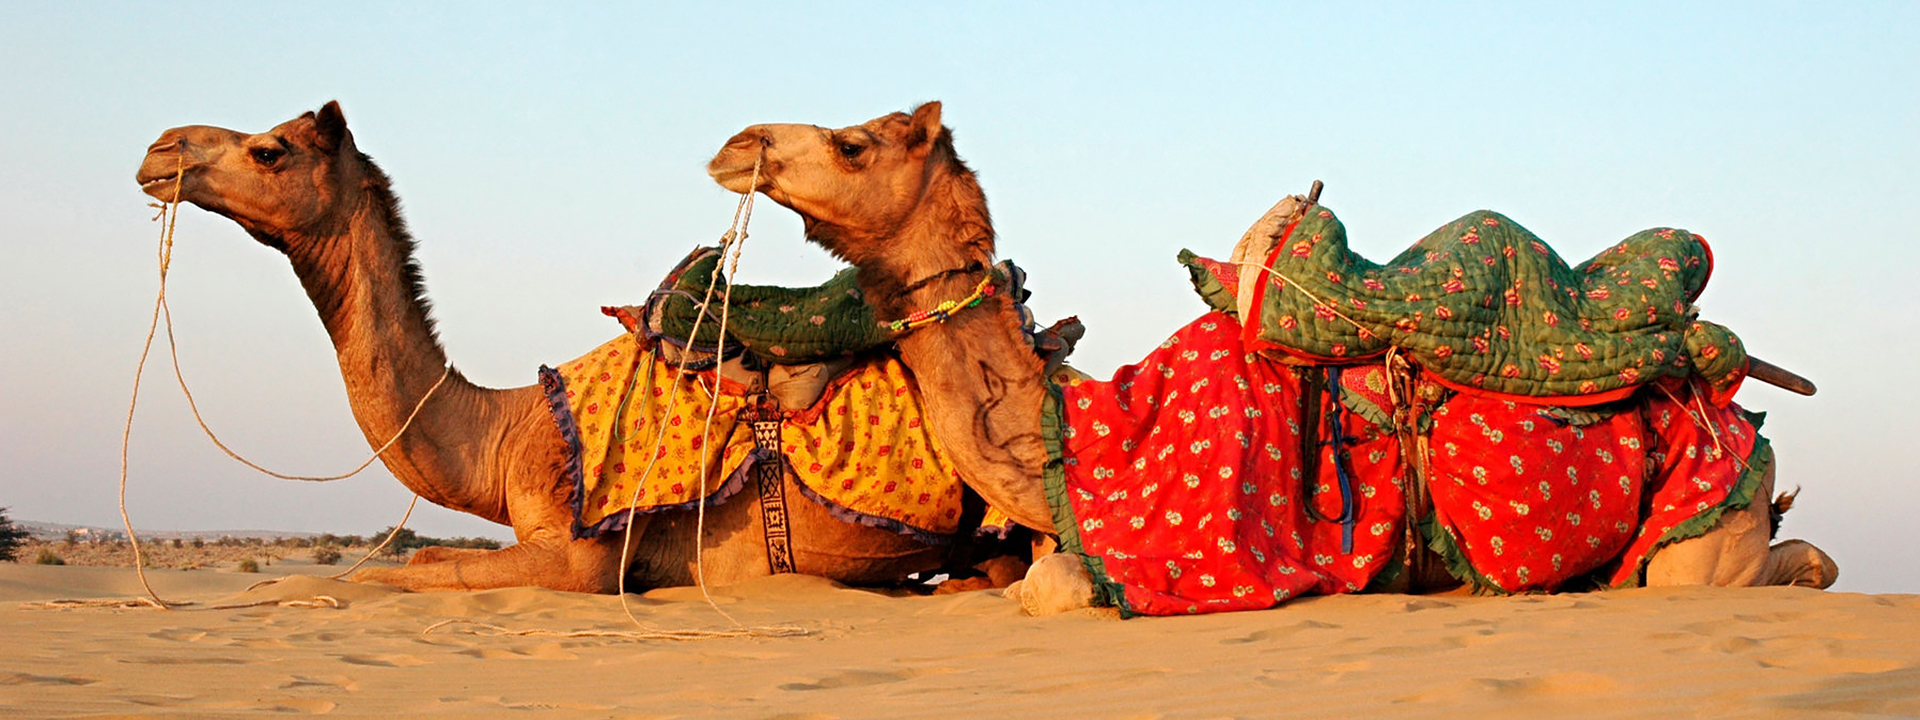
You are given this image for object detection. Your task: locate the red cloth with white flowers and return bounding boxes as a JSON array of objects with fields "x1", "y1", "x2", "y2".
[{"x1": 1050, "y1": 312, "x2": 1764, "y2": 616}]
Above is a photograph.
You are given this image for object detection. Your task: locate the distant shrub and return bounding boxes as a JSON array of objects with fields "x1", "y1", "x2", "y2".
[
  {"x1": 170, "y1": 538, "x2": 184, "y2": 549},
  {"x1": 34, "y1": 549, "x2": 65, "y2": 566},
  {"x1": 311, "y1": 546, "x2": 343, "y2": 565},
  {"x1": 369, "y1": 526, "x2": 503, "y2": 556},
  {"x1": 0, "y1": 507, "x2": 27, "y2": 562},
  {"x1": 236, "y1": 558, "x2": 260, "y2": 573},
  {"x1": 191, "y1": 537, "x2": 204, "y2": 548}
]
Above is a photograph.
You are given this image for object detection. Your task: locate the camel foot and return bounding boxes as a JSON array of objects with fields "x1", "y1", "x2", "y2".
[
  {"x1": 934, "y1": 576, "x2": 997, "y2": 595},
  {"x1": 1766, "y1": 539, "x2": 1839, "y2": 589},
  {"x1": 977, "y1": 555, "x2": 1031, "y2": 588},
  {"x1": 1004, "y1": 552, "x2": 1094, "y2": 616}
]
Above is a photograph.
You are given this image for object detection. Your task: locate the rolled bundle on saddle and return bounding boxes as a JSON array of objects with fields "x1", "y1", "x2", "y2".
[
  {"x1": 1178, "y1": 189, "x2": 1812, "y2": 405},
  {"x1": 612, "y1": 247, "x2": 1082, "y2": 398}
]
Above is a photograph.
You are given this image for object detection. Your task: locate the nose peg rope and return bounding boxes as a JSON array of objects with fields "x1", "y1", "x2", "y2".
[{"x1": 106, "y1": 147, "x2": 449, "y2": 611}]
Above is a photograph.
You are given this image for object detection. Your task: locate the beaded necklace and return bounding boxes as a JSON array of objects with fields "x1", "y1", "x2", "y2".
[{"x1": 881, "y1": 274, "x2": 997, "y2": 333}]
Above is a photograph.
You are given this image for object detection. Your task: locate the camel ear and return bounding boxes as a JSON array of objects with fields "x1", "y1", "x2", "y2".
[
  {"x1": 314, "y1": 100, "x2": 349, "y2": 154},
  {"x1": 906, "y1": 101, "x2": 943, "y2": 154}
]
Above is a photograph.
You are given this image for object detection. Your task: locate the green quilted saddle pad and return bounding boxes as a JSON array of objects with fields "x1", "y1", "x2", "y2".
[{"x1": 1180, "y1": 207, "x2": 1747, "y2": 402}]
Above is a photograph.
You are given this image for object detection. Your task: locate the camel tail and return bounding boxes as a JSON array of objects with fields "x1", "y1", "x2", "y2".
[{"x1": 1769, "y1": 487, "x2": 1801, "y2": 540}]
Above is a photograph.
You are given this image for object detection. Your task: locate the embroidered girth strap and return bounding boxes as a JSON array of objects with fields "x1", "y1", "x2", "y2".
[{"x1": 747, "y1": 403, "x2": 796, "y2": 575}]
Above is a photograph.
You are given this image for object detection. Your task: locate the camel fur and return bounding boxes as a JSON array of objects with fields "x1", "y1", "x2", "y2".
[{"x1": 135, "y1": 102, "x2": 958, "y2": 593}]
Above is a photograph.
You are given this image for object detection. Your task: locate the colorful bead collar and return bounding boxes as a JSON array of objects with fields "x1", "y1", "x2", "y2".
[{"x1": 881, "y1": 274, "x2": 997, "y2": 334}]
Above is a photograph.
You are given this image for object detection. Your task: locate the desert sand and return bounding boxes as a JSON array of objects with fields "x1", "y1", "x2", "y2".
[{"x1": 3, "y1": 561, "x2": 1917, "y2": 719}]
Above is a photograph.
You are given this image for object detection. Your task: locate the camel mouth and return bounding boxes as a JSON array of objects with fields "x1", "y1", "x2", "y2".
[
  {"x1": 136, "y1": 171, "x2": 182, "y2": 200},
  {"x1": 708, "y1": 165, "x2": 768, "y2": 195}
]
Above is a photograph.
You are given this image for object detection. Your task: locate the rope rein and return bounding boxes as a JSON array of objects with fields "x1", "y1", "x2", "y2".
[
  {"x1": 604, "y1": 151, "x2": 805, "y2": 638},
  {"x1": 90, "y1": 144, "x2": 448, "y2": 611},
  {"x1": 77, "y1": 144, "x2": 800, "y2": 642}
]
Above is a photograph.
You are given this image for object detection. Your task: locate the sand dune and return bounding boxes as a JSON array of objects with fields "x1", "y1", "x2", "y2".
[{"x1": 3, "y1": 563, "x2": 1917, "y2": 719}]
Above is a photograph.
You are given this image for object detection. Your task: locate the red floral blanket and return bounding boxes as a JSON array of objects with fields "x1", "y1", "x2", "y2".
[{"x1": 1046, "y1": 312, "x2": 1766, "y2": 616}]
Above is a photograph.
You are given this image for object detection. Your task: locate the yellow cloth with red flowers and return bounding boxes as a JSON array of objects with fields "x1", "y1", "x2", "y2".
[{"x1": 540, "y1": 334, "x2": 979, "y2": 541}]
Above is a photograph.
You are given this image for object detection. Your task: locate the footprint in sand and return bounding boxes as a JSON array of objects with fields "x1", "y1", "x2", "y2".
[
  {"x1": 779, "y1": 668, "x2": 920, "y2": 691},
  {"x1": 1402, "y1": 598, "x2": 1456, "y2": 612},
  {"x1": 0, "y1": 672, "x2": 98, "y2": 686},
  {"x1": 1395, "y1": 671, "x2": 1619, "y2": 704},
  {"x1": 1476, "y1": 671, "x2": 1620, "y2": 696},
  {"x1": 146, "y1": 628, "x2": 212, "y2": 643},
  {"x1": 1219, "y1": 619, "x2": 1340, "y2": 644},
  {"x1": 335, "y1": 654, "x2": 428, "y2": 667},
  {"x1": 280, "y1": 675, "x2": 360, "y2": 692},
  {"x1": 456, "y1": 642, "x2": 579, "y2": 661},
  {"x1": 118, "y1": 656, "x2": 247, "y2": 665},
  {"x1": 257, "y1": 698, "x2": 339, "y2": 714}
]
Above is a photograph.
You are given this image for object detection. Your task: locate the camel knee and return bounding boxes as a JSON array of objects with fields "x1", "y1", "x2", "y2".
[
  {"x1": 1005, "y1": 552, "x2": 1095, "y2": 616},
  {"x1": 1764, "y1": 539, "x2": 1838, "y2": 589}
]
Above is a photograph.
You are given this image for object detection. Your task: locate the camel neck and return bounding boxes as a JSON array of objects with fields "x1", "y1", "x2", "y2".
[
  {"x1": 280, "y1": 187, "x2": 499, "y2": 516},
  {"x1": 854, "y1": 167, "x2": 1054, "y2": 530},
  {"x1": 859, "y1": 168, "x2": 998, "y2": 320}
]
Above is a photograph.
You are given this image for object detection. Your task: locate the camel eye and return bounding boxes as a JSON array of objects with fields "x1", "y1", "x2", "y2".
[
  {"x1": 250, "y1": 146, "x2": 285, "y2": 165},
  {"x1": 837, "y1": 142, "x2": 865, "y2": 160}
]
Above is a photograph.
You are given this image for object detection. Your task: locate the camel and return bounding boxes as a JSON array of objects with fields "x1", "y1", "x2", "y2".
[
  {"x1": 134, "y1": 101, "x2": 971, "y2": 593},
  {"x1": 707, "y1": 102, "x2": 1840, "y2": 616}
]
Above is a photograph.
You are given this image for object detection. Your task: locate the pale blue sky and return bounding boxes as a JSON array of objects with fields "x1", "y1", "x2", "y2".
[{"x1": 2, "y1": 3, "x2": 1915, "y2": 591}]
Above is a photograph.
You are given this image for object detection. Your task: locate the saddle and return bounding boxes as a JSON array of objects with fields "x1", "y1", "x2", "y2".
[{"x1": 542, "y1": 247, "x2": 1082, "y2": 575}]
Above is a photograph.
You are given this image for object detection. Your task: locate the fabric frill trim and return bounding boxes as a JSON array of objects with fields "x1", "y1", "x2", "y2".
[
  {"x1": 1422, "y1": 513, "x2": 1509, "y2": 595},
  {"x1": 1609, "y1": 434, "x2": 1771, "y2": 589},
  {"x1": 1420, "y1": 417, "x2": 1773, "y2": 594},
  {"x1": 1040, "y1": 383, "x2": 1134, "y2": 616},
  {"x1": 788, "y1": 477, "x2": 953, "y2": 546}
]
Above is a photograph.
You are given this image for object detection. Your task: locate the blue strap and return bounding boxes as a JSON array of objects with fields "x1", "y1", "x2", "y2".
[{"x1": 1323, "y1": 367, "x2": 1360, "y2": 553}]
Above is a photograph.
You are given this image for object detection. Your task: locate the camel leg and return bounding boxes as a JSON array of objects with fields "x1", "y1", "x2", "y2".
[
  {"x1": 1642, "y1": 459, "x2": 1836, "y2": 588},
  {"x1": 405, "y1": 546, "x2": 490, "y2": 566},
  {"x1": 1643, "y1": 502, "x2": 1768, "y2": 587},
  {"x1": 353, "y1": 524, "x2": 642, "y2": 593},
  {"x1": 353, "y1": 485, "x2": 648, "y2": 593},
  {"x1": 1759, "y1": 539, "x2": 1839, "y2": 588},
  {"x1": 1004, "y1": 552, "x2": 1095, "y2": 616}
]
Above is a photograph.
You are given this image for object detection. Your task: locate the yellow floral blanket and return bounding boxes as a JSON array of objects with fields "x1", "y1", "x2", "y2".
[{"x1": 539, "y1": 334, "x2": 982, "y2": 542}]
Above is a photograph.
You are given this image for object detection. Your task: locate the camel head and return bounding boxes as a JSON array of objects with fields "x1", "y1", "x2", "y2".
[
  {"x1": 707, "y1": 102, "x2": 992, "y2": 269},
  {"x1": 136, "y1": 101, "x2": 368, "y2": 251}
]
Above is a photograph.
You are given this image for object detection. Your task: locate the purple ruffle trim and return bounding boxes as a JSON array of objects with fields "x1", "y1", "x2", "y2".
[
  {"x1": 789, "y1": 478, "x2": 953, "y2": 546},
  {"x1": 575, "y1": 449, "x2": 761, "y2": 539}
]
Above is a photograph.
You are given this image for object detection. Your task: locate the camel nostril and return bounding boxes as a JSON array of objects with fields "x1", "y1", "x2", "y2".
[{"x1": 724, "y1": 130, "x2": 766, "y2": 150}]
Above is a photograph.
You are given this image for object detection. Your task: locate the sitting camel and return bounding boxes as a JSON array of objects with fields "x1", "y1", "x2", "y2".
[
  {"x1": 134, "y1": 102, "x2": 993, "y2": 593},
  {"x1": 707, "y1": 102, "x2": 1839, "y2": 616}
]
